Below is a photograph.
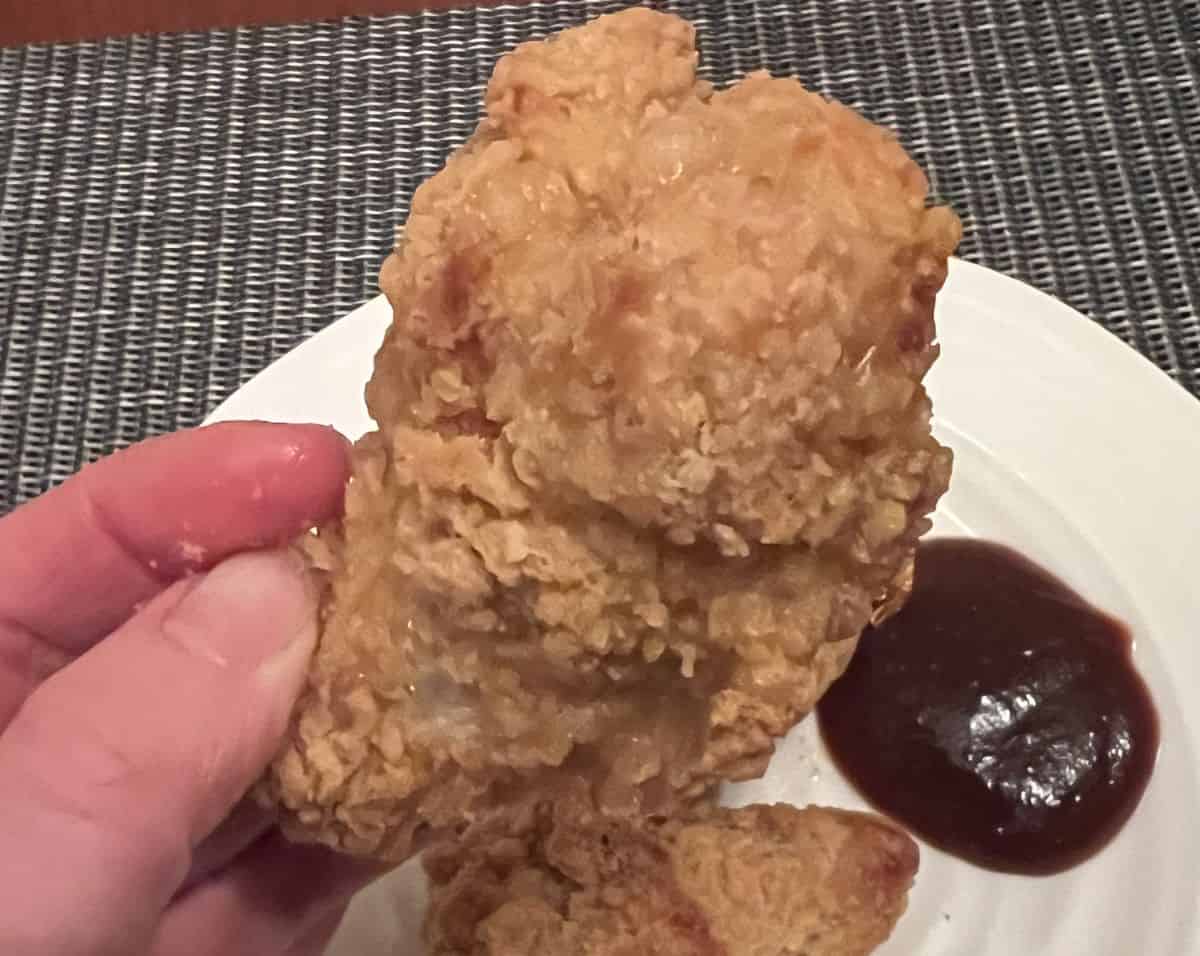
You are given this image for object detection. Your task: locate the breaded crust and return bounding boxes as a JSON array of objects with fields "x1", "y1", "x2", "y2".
[
  {"x1": 424, "y1": 802, "x2": 919, "y2": 956},
  {"x1": 261, "y1": 8, "x2": 958, "y2": 859}
]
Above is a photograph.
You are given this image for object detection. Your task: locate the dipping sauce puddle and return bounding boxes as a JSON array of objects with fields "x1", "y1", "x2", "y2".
[{"x1": 817, "y1": 538, "x2": 1158, "y2": 875}]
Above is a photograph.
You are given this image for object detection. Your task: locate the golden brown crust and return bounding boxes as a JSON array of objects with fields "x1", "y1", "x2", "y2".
[
  {"x1": 261, "y1": 8, "x2": 957, "y2": 859},
  {"x1": 423, "y1": 803, "x2": 918, "y2": 956}
]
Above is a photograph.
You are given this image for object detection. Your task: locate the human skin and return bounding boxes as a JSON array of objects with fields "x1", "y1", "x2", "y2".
[{"x1": 0, "y1": 422, "x2": 380, "y2": 956}]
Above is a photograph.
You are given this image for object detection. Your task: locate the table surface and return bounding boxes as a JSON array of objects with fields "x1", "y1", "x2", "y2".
[{"x1": 2, "y1": 0, "x2": 1199, "y2": 513}]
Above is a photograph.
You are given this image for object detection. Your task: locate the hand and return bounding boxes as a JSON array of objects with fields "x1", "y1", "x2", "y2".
[{"x1": 0, "y1": 422, "x2": 376, "y2": 956}]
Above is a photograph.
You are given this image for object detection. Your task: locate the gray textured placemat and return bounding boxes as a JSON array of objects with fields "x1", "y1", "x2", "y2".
[{"x1": 2, "y1": 0, "x2": 1198, "y2": 512}]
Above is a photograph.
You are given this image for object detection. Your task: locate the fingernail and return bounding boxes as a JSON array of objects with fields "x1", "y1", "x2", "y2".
[{"x1": 162, "y1": 550, "x2": 318, "y2": 677}]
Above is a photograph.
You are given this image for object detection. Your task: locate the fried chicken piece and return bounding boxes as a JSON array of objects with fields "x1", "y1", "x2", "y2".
[
  {"x1": 424, "y1": 802, "x2": 918, "y2": 956},
  {"x1": 261, "y1": 8, "x2": 959, "y2": 858}
]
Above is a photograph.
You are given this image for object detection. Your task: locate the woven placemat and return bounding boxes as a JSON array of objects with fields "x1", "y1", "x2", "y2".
[{"x1": 2, "y1": 0, "x2": 1198, "y2": 512}]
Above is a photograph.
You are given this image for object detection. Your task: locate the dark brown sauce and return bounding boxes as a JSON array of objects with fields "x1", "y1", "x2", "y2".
[{"x1": 817, "y1": 538, "x2": 1159, "y2": 875}]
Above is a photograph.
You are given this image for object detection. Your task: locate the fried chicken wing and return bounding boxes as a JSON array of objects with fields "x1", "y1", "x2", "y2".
[
  {"x1": 261, "y1": 8, "x2": 958, "y2": 860},
  {"x1": 424, "y1": 802, "x2": 918, "y2": 956}
]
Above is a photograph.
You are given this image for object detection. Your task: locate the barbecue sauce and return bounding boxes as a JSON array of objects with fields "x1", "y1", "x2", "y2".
[{"x1": 817, "y1": 538, "x2": 1158, "y2": 875}]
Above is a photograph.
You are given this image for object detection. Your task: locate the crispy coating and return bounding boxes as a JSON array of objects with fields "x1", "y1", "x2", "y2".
[
  {"x1": 424, "y1": 802, "x2": 919, "y2": 956},
  {"x1": 262, "y1": 8, "x2": 958, "y2": 858}
]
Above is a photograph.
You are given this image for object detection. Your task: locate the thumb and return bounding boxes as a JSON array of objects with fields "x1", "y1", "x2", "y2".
[{"x1": 0, "y1": 550, "x2": 317, "y2": 956}]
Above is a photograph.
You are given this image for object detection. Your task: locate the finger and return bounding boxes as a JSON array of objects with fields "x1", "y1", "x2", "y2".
[
  {"x1": 0, "y1": 550, "x2": 318, "y2": 955},
  {"x1": 179, "y1": 799, "x2": 276, "y2": 895},
  {"x1": 284, "y1": 907, "x2": 350, "y2": 956},
  {"x1": 151, "y1": 832, "x2": 381, "y2": 956},
  {"x1": 0, "y1": 622, "x2": 71, "y2": 730},
  {"x1": 0, "y1": 421, "x2": 348, "y2": 652}
]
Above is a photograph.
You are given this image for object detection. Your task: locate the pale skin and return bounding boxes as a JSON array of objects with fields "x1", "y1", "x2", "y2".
[{"x1": 0, "y1": 422, "x2": 380, "y2": 955}]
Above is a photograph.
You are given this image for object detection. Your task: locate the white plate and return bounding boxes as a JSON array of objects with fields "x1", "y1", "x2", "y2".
[{"x1": 209, "y1": 259, "x2": 1200, "y2": 955}]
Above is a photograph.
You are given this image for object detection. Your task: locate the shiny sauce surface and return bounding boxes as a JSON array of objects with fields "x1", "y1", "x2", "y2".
[{"x1": 817, "y1": 538, "x2": 1159, "y2": 875}]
